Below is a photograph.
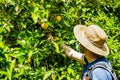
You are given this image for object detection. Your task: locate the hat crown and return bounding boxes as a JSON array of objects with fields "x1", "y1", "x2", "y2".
[{"x1": 84, "y1": 25, "x2": 107, "y2": 48}]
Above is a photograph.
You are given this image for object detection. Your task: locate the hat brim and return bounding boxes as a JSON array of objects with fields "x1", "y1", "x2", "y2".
[{"x1": 73, "y1": 25, "x2": 109, "y2": 56}]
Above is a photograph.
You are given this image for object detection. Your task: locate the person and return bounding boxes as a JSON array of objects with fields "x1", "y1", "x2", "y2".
[{"x1": 65, "y1": 25, "x2": 118, "y2": 80}]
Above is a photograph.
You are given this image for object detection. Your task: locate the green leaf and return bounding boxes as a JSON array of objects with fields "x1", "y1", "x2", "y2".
[
  {"x1": 33, "y1": 6, "x2": 39, "y2": 13},
  {"x1": 4, "y1": 54, "x2": 9, "y2": 61},
  {"x1": 59, "y1": 75, "x2": 66, "y2": 80},
  {"x1": 43, "y1": 70, "x2": 52, "y2": 80},
  {"x1": 53, "y1": 42, "x2": 60, "y2": 53},
  {"x1": 67, "y1": 67, "x2": 74, "y2": 76},
  {"x1": 32, "y1": 13, "x2": 39, "y2": 23},
  {"x1": 28, "y1": 50, "x2": 33, "y2": 58},
  {"x1": 7, "y1": 59, "x2": 16, "y2": 80},
  {"x1": 0, "y1": 41, "x2": 4, "y2": 49},
  {"x1": 5, "y1": 26, "x2": 11, "y2": 32},
  {"x1": 69, "y1": 40, "x2": 76, "y2": 44},
  {"x1": 14, "y1": 68, "x2": 24, "y2": 78},
  {"x1": 17, "y1": 40, "x2": 26, "y2": 47},
  {"x1": 0, "y1": 71, "x2": 7, "y2": 75}
]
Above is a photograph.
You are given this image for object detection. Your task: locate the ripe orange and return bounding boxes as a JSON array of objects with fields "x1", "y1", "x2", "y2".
[
  {"x1": 56, "y1": 16, "x2": 61, "y2": 22},
  {"x1": 41, "y1": 23, "x2": 48, "y2": 30}
]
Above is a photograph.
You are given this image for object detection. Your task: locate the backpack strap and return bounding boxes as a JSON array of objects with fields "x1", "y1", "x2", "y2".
[{"x1": 85, "y1": 62, "x2": 118, "y2": 80}]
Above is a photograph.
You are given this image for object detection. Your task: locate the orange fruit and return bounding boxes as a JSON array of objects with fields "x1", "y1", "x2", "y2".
[
  {"x1": 56, "y1": 16, "x2": 61, "y2": 22},
  {"x1": 41, "y1": 23, "x2": 48, "y2": 30}
]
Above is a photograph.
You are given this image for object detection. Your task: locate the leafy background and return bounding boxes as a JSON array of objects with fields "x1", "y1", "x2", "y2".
[{"x1": 0, "y1": 0, "x2": 120, "y2": 80}]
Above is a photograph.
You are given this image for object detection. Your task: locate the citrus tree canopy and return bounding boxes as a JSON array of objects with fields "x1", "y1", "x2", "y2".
[{"x1": 0, "y1": 0, "x2": 120, "y2": 80}]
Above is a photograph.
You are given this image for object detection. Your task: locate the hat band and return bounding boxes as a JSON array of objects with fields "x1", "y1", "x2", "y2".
[{"x1": 84, "y1": 33, "x2": 103, "y2": 48}]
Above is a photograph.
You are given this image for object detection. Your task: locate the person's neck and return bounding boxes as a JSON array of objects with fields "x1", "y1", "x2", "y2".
[{"x1": 85, "y1": 51, "x2": 100, "y2": 63}]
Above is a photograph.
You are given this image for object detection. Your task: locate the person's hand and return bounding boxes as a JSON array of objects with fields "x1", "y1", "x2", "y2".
[{"x1": 65, "y1": 46, "x2": 75, "y2": 58}]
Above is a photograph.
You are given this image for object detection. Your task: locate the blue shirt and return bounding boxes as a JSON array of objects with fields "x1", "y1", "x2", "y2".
[{"x1": 82, "y1": 56, "x2": 112, "y2": 80}]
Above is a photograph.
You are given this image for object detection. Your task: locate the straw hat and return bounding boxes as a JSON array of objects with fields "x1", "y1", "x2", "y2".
[{"x1": 73, "y1": 25, "x2": 109, "y2": 56}]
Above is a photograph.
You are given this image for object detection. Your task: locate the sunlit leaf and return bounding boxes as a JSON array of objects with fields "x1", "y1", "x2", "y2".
[
  {"x1": 0, "y1": 71, "x2": 7, "y2": 75},
  {"x1": 53, "y1": 42, "x2": 60, "y2": 53},
  {"x1": 0, "y1": 41, "x2": 4, "y2": 49},
  {"x1": 67, "y1": 67, "x2": 74, "y2": 76},
  {"x1": 43, "y1": 70, "x2": 52, "y2": 80},
  {"x1": 32, "y1": 13, "x2": 39, "y2": 23}
]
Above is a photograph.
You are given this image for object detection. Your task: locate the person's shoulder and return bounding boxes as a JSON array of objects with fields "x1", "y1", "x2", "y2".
[{"x1": 92, "y1": 68, "x2": 112, "y2": 80}]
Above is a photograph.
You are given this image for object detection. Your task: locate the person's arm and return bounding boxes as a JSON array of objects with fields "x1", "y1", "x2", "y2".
[{"x1": 65, "y1": 46, "x2": 85, "y2": 64}]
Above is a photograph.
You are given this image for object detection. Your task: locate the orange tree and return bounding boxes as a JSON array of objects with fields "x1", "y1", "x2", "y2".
[{"x1": 0, "y1": 0, "x2": 120, "y2": 80}]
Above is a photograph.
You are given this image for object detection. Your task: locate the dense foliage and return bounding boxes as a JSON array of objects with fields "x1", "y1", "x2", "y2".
[{"x1": 0, "y1": 0, "x2": 120, "y2": 80}]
